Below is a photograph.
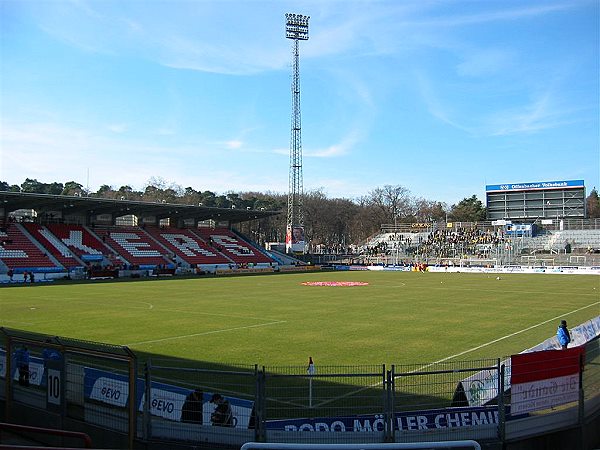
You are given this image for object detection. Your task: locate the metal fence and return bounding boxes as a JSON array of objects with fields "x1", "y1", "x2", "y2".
[
  {"x1": 1, "y1": 329, "x2": 599, "y2": 449},
  {"x1": 142, "y1": 358, "x2": 259, "y2": 447},
  {"x1": 264, "y1": 365, "x2": 387, "y2": 444},
  {"x1": 1, "y1": 327, "x2": 136, "y2": 449},
  {"x1": 380, "y1": 219, "x2": 600, "y2": 234}
]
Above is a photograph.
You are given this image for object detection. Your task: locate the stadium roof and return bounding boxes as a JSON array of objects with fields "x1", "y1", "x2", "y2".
[{"x1": 0, "y1": 191, "x2": 280, "y2": 223}]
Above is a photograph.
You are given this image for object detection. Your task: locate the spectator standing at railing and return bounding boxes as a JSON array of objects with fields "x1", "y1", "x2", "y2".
[
  {"x1": 14, "y1": 346, "x2": 30, "y2": 386},
  {"x1": 557, "y1": 320, "x2": 571, "y2": 350},
  {"x1": 181, "y1": 389, "x2": 203, "y2": 424},
  {"x1": 210, "y1": 393, "x2": 234, "y2": 427},
  {"x1": 42, "y1": 339, "x2": 62, "y2": 368}
]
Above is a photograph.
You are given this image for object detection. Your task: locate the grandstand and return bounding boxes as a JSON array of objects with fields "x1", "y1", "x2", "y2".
[
  {"x1": 0, "y1": 191, "x2": 279, "y2": 278},
  {"x1": 486, "y1": 179, "x2": 586, "y2": 220},
  {"x1": 0, "y1": 222, "x2": 278, "y2": 277},
  {"x1": 360, "y1": 219, "x2": 600, "y2": 267},
  {"x1": 1, "y1": 190, "x2": 599, "y2": 277},
  {"x1": 526, "y1": 229, "x2": 600, "y2": 253}
]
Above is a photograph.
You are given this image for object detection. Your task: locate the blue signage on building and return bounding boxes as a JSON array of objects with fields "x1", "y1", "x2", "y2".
[{"x1": 486, "y1": 180, "x2": 584, "y2": 192}]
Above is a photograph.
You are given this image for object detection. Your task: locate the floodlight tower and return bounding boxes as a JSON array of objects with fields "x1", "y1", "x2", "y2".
[{"x1": 285, "y1": 13, "x2": 309, "y2": 254}]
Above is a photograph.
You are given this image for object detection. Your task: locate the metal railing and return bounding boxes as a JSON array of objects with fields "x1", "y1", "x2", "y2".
[
  {"x1": 1, "y1": 331, "x2": 599, "y2": 449},
  {"x1": 380, "y1": 218, "x2": 600, "y2": 233},
  {"x1": 1, "y1": 328, "x2": 136, "y2": 450},
  {"x1": 0, "y1": 422, "x2": 93, "y2": 448}
]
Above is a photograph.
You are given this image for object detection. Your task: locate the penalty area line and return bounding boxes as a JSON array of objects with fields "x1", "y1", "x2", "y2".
[{"x1": 123, "y1": 320, "x2": 287, "y2": 347}]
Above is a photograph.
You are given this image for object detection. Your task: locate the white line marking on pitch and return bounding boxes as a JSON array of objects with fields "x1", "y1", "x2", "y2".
[
  {"x1": 138, "y1": 302, "x2": 154, "y2": 309},
  {"x1": 427, "y1": 300, "x2": 600, "y2": 366},
  {"x1": 124, "y1": 320, "x2": 287, "y2": 346},
  {"x1": 316, "y1": 300, "x2": 600, "y2": 408},
  {"x1": 148, "y1": 307, "x2": 282, "y2": 321}
]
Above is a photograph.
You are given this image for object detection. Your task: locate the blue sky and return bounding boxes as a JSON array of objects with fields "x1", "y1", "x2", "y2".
[{"x1": 1, "y1": 0, "x2": 598, "y2": 205}]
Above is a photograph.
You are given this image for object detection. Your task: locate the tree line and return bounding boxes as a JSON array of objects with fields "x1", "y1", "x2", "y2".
[{"x1": 2, "y1": 178, "x2": 599, "y2": 248}]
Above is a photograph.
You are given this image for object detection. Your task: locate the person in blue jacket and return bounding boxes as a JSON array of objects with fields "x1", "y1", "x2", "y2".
[
  {"x1": 557, "y1": 320, "x2": 571, "y2": 350},
  {"x1": 14, "y1": 346, "x2": 30, "y2": 386},
  {"x1": 42, "y1": 339, "x2": 62, "y2": 367}
]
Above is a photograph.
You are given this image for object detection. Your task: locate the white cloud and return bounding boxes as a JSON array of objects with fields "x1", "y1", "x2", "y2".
[
  {"x1": 0, "y1": 121, "x2": 289, "y2": 194},
  {"x1": 413, "y1": 3, "x2": 574, "y2": 28},
  {"x1": 414, "y1": 67, "x2": 584, "y2": 137},
  {"x1": 485, "y1": 94, "x2": 577, "y2": 136},
  {"x1": 273, "y1": 128, "x2": 362, "y2": 159},
  {"x1": 306, "y1": 144, "x2": 346, "y2": 158},
  {"x1": 414, "y1": 71, "x2": 474, "y2": 134},
  {"x1": 224, "y1": 140, "x2": 243, "y2": 150}
]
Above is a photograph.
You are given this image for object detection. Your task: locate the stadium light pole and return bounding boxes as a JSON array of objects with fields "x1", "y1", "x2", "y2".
[{"x1": 285, "y1": 13, "x2": 309, "y2": 254}]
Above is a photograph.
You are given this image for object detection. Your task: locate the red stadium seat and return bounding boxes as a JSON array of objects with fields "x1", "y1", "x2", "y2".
[
  {"x1": 193, "y1": 228, "x2": 275, "y2": 265},
  {"x1": 0, "y1": 224, "x2": 58, "y2": 269},
  {"x1": 145, "y1": 226, "x2": 231, "y2": 266}
]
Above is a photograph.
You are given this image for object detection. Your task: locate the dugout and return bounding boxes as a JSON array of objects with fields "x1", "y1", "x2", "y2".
[{"x1": 486, "y1": 180, "x2": 586, "y2": 221}]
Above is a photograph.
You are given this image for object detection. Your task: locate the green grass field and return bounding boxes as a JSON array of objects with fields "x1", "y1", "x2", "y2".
[{"x1": 1, "y1": 271, "x2": 599, "y2": 368}]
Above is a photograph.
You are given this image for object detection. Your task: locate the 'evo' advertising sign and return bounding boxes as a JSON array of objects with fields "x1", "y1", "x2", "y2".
[
  {"x1": 84, "y1": 367, "x2": 254, "y2": 427},
  {"x1": 0, "y1": 350, "x2": 45, "y2": 386}
]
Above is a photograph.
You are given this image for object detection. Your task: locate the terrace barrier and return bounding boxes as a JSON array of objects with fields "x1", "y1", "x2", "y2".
[
  {"x1": 0, "y1": 422, "x2": 93, "y2": 448},
  {"x1": 0, "y1": 328, "x2": 136, "y2": 449},
  {"x1": 1, "y1": 328, "x2": 599, "y2": 449}
]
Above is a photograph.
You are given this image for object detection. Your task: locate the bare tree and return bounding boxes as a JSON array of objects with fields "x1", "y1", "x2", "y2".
[
  {"x1": 365, "y1": 185, "x2": 413, "y2": 223},
  {"x1": 412, "y1": 198, "x2": 448, "y2": 222},
  {"x1": 6, "y1": 177, "x2": 487, "y2": 248}
]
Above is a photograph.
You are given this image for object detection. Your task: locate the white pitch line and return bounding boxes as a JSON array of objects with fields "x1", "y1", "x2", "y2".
[
  {"x1": 316, "y1": 300, "x2": 600, "y2": 408},
  {"x1": 426, "y1": 300, "x2": 600, "y2": 366},
  {"x1": 124, "y1": 320, "x2": 287, "y2": 346},
  {"x1": 138, "y1": 301, "x2": 154, "y2": 309},
  {"x1": 147, "y1": 307, "x2": 283, "y2": 322}
]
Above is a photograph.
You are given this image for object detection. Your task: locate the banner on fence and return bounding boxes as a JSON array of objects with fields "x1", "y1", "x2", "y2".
[
  {"x1": 0, "y1": 349, "x2": 45, "y2": 386},
  {"x1": 84, "y1": 367, "x2": 254, "y2": 427},
  {"x1": 510, "y1": 347, "x2": 584, "y2": 415},
  {"x1": 85, "y1": 368, "x2": 134, "y2": 408},
  {"x1": 454, "y1": 316, "x2": 599, "y2": 407},
  {"x1": 266, "y1": 406, "x2": 499, "y2": 432},
  {"x1": 427, "y1": 266, "x2": 600, "y2": 275},
  {"x1": 139, "y1": 381, "x2": 189, "y2": 421}
]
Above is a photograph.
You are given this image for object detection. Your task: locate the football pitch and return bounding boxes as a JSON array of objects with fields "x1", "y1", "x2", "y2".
[{"x1": 1, "y1": 271, "x2": 599, "y2": 368}]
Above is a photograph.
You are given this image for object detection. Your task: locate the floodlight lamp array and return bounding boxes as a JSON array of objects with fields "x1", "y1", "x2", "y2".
[{"x1": 286, "y1": 13, "x2": 309, "y2": 40}]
